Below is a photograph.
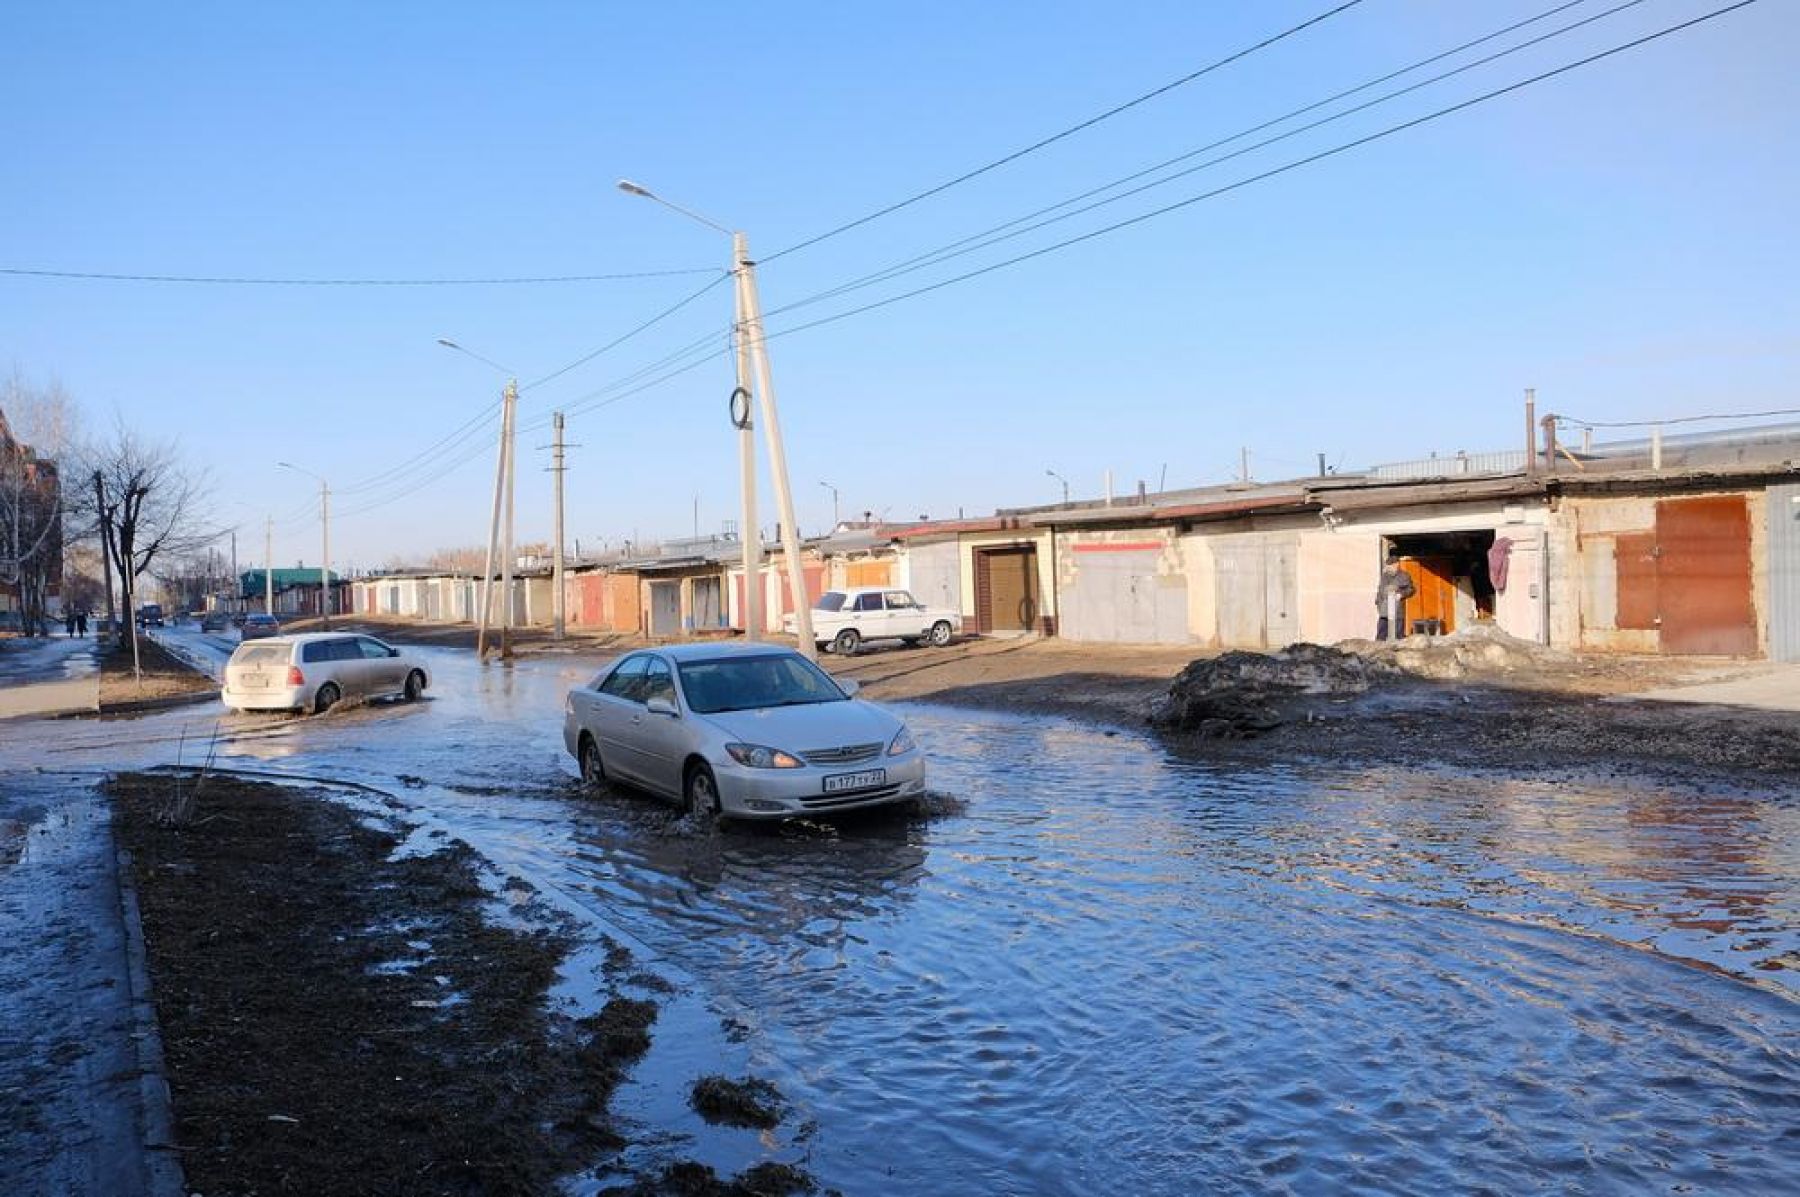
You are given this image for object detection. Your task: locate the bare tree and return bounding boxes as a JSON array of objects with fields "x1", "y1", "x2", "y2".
[
  {"x1": 83, "y1": 422, "x2": 210, "y2": 676},
  {"x1": 1, "y1": 370, "x2": 78, "y2": 637}
]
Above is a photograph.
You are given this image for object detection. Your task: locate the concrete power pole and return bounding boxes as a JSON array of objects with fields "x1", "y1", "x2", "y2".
[
  {"x1": 500, "y1": 382, "x2": 516, "y2": 658},
  {"x1": 477, "y1": 380, "x2": 516, "y2": 659},
  {"x1": 264, "y1": 516, "x2": 275, "y2": 615},
  {"x1": 735, "y1": 236, "x2": 816, "y2": 660},
  {"x1": 319, "y1": 479, "x2": 332, "y2": 626},
  {"x1": 551, "y1": 411, "x2": 566, "y2": 641},
  {"x1": 732, "y1": 243, "x2": 762, "y2": 641}
]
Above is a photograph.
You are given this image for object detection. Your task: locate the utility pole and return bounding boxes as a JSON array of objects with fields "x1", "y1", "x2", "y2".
[
  {"x1": 229, "y1": 529, "x2": 238, "y2": 614},
  {"x1": 93, "y1": 471, "x2": 116, "y2": 638},
  {"x1": 1239, "y1": 447, "x2": 1251, "y2": 484},
  {"x1": 500, "y1": 381, "x2": 517, "y2": 659},
  {"x1": 732, "y1": 246, "x2": 763, "y2": 641},
  {"x1": 551, "y1": 411, "x2": 566, "y2": 641},
  {"x1": 264, "y1": 516, "x2": 274, "y2": 615},
  {"x1": 319, "y1": 479, "x2": 332, "y2": 626},
  {"x1": 736, "y1": 236, "x2": 816, "y2": 660},
  {"x1": 477, "y1": 381, "x2": 516, "y2": 659}
]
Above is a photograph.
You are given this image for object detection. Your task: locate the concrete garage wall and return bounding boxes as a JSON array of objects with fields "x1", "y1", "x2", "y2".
[
  {"x1": 1054, "y1": 529, "x2": 1187, "y2": 644},
  {"x1": 1298, "y1": 530, "x2": 1382, "y2": 644}
]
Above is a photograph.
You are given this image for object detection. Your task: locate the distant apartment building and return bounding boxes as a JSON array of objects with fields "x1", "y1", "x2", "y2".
[{"x1": 0, "y1": 405, "x2": 63, "y2": 632}]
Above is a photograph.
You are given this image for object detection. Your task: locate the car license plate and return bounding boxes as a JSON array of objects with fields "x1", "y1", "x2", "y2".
[
  {"x1": 822, "y1": 768, "x2": 886, "y2": 794},
  {"x1": 243, "y1": 675, "x2": 268, "y2": 689}
]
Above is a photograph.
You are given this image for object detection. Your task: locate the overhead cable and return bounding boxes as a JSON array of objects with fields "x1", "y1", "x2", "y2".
[
  {"x1": 759, "y1": 0, "x2": 1368, "y2": 264},
  {"x1": 767, "y1": 0, "x2": 1624, "y2": 318},
  {"x1": 0, "y1": 266, "x2": 721, "y2": 287},
  {"x1": 756, "y1": 1, "x2": 1762, "y2": 350}
]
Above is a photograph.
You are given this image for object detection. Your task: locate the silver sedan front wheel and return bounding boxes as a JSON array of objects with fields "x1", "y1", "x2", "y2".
[{"x1": 684, "y1": 762, "x2": 721, "y2": 818}]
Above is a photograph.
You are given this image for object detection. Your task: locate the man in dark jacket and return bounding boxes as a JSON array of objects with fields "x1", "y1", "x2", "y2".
[{"x1": 1375, "y1": 552, "x2": 1416, "y2": 641}]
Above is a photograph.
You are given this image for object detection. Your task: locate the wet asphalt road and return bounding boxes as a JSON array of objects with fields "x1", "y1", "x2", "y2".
[{"x1": 4, "y1": 627, "x2": 1798, "y2": 1194}]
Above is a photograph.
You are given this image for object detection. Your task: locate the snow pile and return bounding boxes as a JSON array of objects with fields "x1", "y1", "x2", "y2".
[{"x1": 1150, "y1": 643, "x2": 1397, "y2": 738}]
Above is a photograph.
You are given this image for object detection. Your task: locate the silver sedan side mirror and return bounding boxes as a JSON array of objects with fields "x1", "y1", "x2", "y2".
[
  {"x1": 837, "y1": 678, "x2": 861, "y2": 698},
  {"x1": 646, "y1": 696, "x2": 680, "y2": 717}
]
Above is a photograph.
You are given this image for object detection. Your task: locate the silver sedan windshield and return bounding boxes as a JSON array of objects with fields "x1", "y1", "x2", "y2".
[{"x1": 678, "y1": 654, "x2": 847, "y2": 714}]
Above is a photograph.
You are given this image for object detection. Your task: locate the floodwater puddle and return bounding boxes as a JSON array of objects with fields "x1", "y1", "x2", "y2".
[{"x1": 4, "y1": 641, "x2": 1796, "y2": 1193}]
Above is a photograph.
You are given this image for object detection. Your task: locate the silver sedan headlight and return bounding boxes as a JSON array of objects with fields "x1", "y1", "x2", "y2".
[
  {"x1": 887, "y1": 727, "x2": 916, "y2": 756},
  {"x1": 725, "y1": 742, "x2": 804, "y2": 769}
]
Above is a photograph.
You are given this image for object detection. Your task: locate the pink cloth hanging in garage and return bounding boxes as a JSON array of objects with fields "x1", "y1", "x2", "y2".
[{"x1": 1488, "y1": 536, "x2": 1514, "y2": 592}]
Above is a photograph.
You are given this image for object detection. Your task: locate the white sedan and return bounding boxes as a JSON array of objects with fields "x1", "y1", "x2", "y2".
[
  {"x1": 563, "y1": 642, "x2": 925, "y2": 820},
  {"x1": 221, "y1": 633, "x2": 430, "y2": 713},
  {"x1": 787, "y1": 587, "x2": 961, "y2": 656}
]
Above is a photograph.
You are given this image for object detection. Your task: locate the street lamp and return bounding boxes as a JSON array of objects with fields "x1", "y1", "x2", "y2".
[
  {"x1": 819, "y1": 480, "x2": 840, "y2": 529},
  {"x1": 618, "y1": 178, "x2": 817, "y2": 657},
  {"x1": 1046, "y1": 468, "x2": 1070, "y2": 506},
  {"x1": 439, "y1": 337, "x2": 519, "y2": 659},
  {"x1": 277, "y1": 461, "x2": 332, "y2": 625}
]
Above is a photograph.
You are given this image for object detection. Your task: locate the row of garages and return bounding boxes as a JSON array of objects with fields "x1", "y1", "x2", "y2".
[{"x1": 350, "y1": 465, "x2": 1800, "y2": 661}]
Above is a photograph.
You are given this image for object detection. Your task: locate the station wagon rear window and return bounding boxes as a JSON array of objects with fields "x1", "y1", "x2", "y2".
[{"x1": 231, "y1": 644, "x2": 289, "y2": 666}]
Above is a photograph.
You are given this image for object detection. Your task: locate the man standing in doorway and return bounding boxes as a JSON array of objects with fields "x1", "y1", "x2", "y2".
[{"x1": 1375, "y1": 551, "x2": 1415, "y2": 641}]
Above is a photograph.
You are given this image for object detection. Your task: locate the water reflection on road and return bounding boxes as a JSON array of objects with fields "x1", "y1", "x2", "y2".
[{"x1": 7, "y1": 637, "x2": 1797, "y2": 1194}]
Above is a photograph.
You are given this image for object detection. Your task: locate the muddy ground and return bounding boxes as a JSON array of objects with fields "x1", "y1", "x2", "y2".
[
  {"x1": 97, "y1": 636, "x2": 217, "y2": 708},
  {"x1": 108, "y1": 770, "x2": 819, "y2": 1197}
]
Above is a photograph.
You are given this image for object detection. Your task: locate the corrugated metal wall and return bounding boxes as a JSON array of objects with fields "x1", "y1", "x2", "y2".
[{"x1": 1770, "y1": 483, "x2": 1800, "y2": 662}]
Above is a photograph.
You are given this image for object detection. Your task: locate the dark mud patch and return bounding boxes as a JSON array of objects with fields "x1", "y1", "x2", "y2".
[
  {"x1": 690, "y1": 1075, "x2": 785, "y2": 1130},
  {"x1": 614, "y1": 1159, "x2": 818, "y2": 1197},
  {"x1": 107, "y1": 771, "x2": 644, "y2": 1194}
]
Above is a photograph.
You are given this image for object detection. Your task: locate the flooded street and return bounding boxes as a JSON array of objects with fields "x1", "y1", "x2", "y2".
[{"x1": 8, "y1": 632, "x2": 1799, "y2": 1194}]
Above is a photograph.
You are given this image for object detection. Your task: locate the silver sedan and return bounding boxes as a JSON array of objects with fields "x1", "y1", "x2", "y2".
[{"x1": 563, "y1": 642, "x2": 925, "y2": 820}]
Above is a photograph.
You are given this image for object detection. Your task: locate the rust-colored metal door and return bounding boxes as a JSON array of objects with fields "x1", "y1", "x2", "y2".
[
  {"x1": 977, "y1": 548, "x2": 1037, "y2": 632},
  {"x1": 1656, "y1": 496, "x2": 1755, "y2": 655}
]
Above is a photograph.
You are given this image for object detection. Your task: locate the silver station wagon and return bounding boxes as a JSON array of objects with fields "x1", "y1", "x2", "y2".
[
  {"x1": 563, "y1": 642, "x2": 925, "y2": 820},
  {"x1": 221, "y1": 633, "x2": 429, "y2": 714}
]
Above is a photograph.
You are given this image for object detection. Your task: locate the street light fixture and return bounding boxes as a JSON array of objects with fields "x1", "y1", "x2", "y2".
[
  {"x1": 618, "y1": 178, "x2": 817, "y2": 657},
  {"x1": 820, "y1": 481, "x2": 840, "y2": 529},
  {"x1": 277, "y1": 461, "x2": 332, "y2": 625},
  {"x1": 1047, "y1": 468, "x2": 1070, "y2": 506}
]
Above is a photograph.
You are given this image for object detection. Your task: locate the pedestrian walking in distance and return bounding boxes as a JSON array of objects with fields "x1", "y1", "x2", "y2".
[
  {"x1": 63, "y1": 610, "x2": 77, "y2": 638},
  {"x1": 76, "y1": 610, "x2": 88, "y2": 637},
  {"x1": 1375, "y1": 551, "x2": 1416, "y2": 641}
]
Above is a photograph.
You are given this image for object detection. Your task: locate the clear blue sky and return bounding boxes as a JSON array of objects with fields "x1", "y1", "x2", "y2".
[{"x1": 4, "y1": 1, "x2": 1794, "y2": 570}]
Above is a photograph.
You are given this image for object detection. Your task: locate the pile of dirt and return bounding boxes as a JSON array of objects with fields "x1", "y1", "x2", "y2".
[
  {"x1": 1150, "y1": 643, "x2": 1398, "y2": 737},
  {"x1": 1343, "y1": 623, "x2": 1575, "y2": 681}
]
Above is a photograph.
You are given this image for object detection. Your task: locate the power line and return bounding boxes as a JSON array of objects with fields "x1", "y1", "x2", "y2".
[
  {"x1": 1559, "y1": 407, "x2": 1800, "y2": 429},
  {"x1": 759, "y1": 0, "x2": 1368, "y2": 264},
  {"x1": 522, "y1": 272, "x2": 730, "y2": 391},
  {"x1": 757, "y1": 1, "x2": 1762, "y2": 349},
  {"x1": 0, "y1": 266, "x2": 721, "y2": 286},
  {"x1": 767, "y1": 0, "x2": 1623, "y2": 319}
]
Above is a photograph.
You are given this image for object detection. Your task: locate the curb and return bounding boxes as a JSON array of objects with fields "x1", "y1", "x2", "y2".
[
  {"x1": 95, "y1": 690, "x2": 220, "y2": 717},
  {"x1": 114, "y1": 841, "x2": 187, "y2": 1197}
]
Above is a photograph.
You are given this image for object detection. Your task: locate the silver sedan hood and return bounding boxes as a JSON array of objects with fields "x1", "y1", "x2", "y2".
[{"x1": 697, "y1": 699, "x2": 901, "y2": 751}]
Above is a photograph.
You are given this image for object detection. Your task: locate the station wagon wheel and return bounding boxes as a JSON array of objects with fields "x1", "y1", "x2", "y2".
[
  {"x1": 578, "y1": 735, "x2": 606, "y2": 787},
  {"x1": 927, "y1": 620, "x2": 953, "y2": 647},
  {"x1": 832, "y1": 628, "x2": 861, "y2": 656},
  {"x1": 403, "y1": 670, "x2": 425, "y2": 701},
  {"x1": 313, "y1": 682, "x2": 341, "y2": 714},
  {"x1": 684, "y1": 762, "x2": 721, "y2": 818}
]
